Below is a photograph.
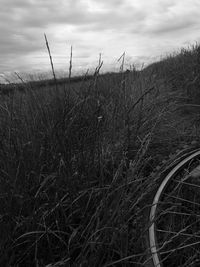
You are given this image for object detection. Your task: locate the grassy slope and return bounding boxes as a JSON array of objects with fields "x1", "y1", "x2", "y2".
[{"x1": 0, "y1": 45, "x2": 200, "y2": 266}]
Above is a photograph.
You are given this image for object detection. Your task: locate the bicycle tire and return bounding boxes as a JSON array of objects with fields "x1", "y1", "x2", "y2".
[{"x1": 144, "y1": 145, "x2": 200, "y2": 267}]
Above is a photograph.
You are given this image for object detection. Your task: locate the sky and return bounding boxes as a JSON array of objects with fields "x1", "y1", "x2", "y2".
[{"x1": 1, "y1": 0, "x2": 200, "y2": 81}]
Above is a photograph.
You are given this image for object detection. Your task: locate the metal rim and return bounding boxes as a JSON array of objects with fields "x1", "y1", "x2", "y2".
[{"x1": 149, "y1": 150, "x2": 200, "y2": 267}]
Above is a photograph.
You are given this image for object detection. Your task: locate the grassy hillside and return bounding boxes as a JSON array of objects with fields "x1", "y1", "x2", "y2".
[
  {"x1": 144, "y1": 44, "x2": 200, "y2": 104},
  {"x1": 0, "y1": 44, "x2": 200, "y2": 266}
]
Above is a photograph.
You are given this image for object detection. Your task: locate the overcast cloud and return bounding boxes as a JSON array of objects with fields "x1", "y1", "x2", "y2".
[{"x1": 1, "y1": 0, "x2": 200, "y2": 79}]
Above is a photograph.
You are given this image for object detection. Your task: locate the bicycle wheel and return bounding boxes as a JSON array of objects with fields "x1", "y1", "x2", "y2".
[{"x1": 148, "y1": 148, "x2": 200, "y2": 267}]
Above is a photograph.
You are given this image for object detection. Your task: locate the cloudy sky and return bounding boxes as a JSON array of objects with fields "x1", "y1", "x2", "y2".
[{"x1": 1, "y1": 0, "x2": 200, "y2": 80}]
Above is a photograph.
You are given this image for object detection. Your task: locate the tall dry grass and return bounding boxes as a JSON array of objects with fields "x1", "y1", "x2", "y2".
[{"x1": 0, "y1": 42, "x2": 200, "y2": 266}]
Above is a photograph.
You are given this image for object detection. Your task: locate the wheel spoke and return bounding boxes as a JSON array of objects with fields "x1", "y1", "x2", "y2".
[{"x1": 162, "y1": 193, "x2": 200, "y2": 208}]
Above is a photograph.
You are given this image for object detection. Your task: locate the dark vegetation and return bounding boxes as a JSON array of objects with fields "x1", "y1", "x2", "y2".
[{"x1": 1, "y1": 44, "x2": 200, "y2": 266}]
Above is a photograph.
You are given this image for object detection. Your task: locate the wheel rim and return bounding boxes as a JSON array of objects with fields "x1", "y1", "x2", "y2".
[{"x1": 149, "y1": 150, "x2": 200, "y2": 267}]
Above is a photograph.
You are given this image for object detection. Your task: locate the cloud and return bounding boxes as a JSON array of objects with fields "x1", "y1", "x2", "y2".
[
  {"x1": 141, "y1": 0, "x2": 200, "y2": 35},
  {"x1": 1, "y1": 0, "x2": 200, "y2": 75}
]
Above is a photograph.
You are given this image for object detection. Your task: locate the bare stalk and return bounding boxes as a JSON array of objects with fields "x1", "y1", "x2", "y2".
[
  {"x1": 118, "y1": 52, "x2": 125, "y2": 73},
  {"x1": 66, "y1": 45, "x2": 73, "y2": 101},
  {"x1": 69, "y1": 45, "x2": 73, "y2": 81},
  {"x1": 44, "y1": 33, "x2": 58, "y2": 92}
]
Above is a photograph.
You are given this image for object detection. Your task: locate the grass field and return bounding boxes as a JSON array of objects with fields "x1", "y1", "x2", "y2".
[{"x1": 1, "y1": 44, "x2": 200, "y2": 266}]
